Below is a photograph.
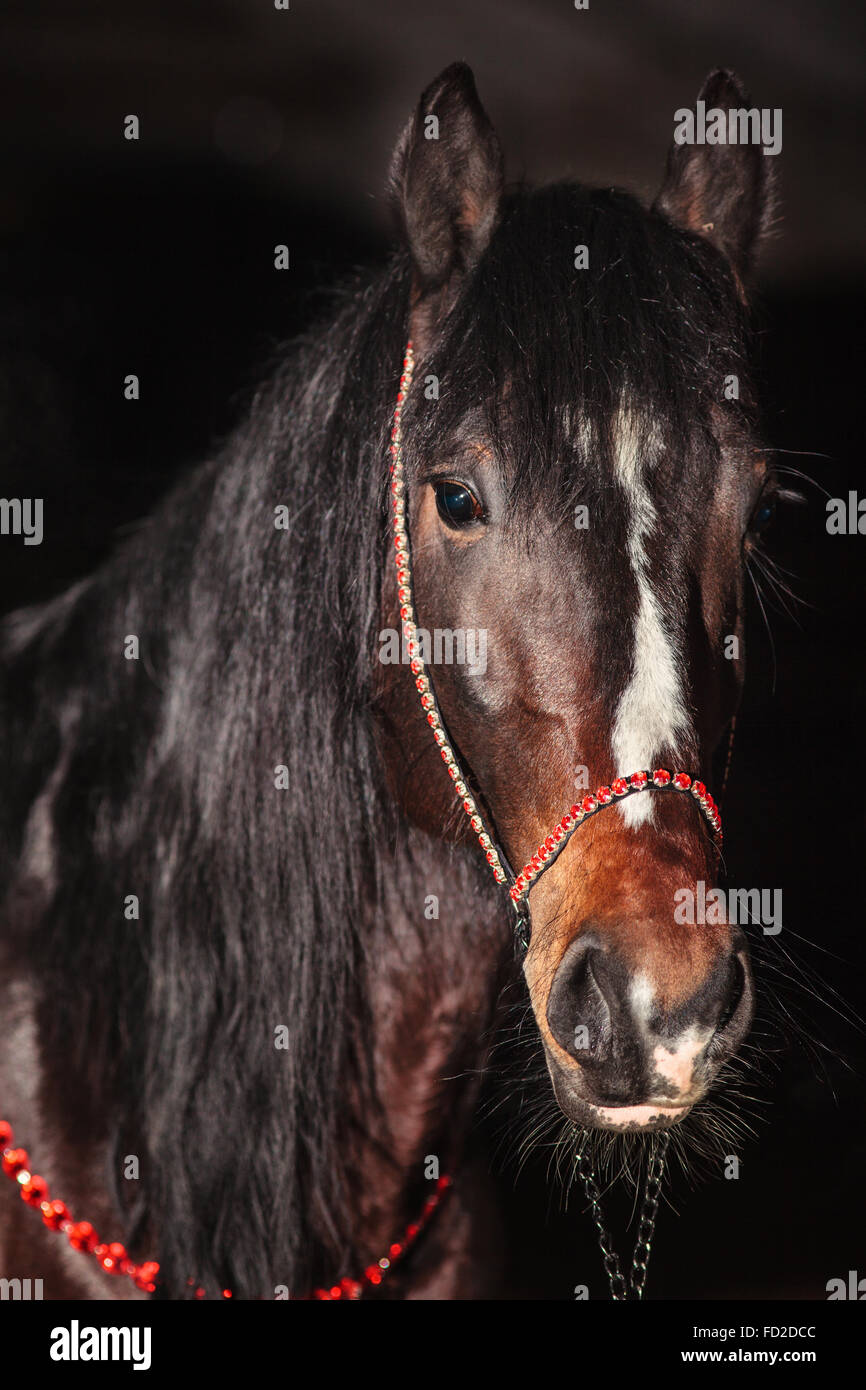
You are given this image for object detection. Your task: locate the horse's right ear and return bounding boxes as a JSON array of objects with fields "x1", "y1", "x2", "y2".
[{"x1": 389, "y1": 62, "x2": 504, "y2": 296}]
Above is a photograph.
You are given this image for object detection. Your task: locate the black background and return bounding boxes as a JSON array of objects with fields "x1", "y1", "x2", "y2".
[{"x1": 1, "y1": 0, "x2": 863, "y2": 1299}]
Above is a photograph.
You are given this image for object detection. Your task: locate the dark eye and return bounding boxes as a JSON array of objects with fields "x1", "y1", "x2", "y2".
[
  {"x1": 434, "y1": 479, "x2": 485, "y2": 528},
  {"x1": 749, "y1": 493, "x2": 777, "y2": 536}
]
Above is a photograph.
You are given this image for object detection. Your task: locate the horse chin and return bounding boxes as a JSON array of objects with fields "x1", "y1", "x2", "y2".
[
  {"x1": 573, "y1": 1100, "x2": 690, "y2": 1133},
  {"x1": 549, "y1": 1074, "x2": 693, "y2": 1132}
]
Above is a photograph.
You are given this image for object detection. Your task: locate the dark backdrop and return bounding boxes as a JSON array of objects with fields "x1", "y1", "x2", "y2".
[{"x1": 1, "y1": 0, "x2": 863, "y2": 1299}]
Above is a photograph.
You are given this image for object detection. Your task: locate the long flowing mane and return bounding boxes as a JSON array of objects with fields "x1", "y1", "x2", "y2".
[{"x1": 1, "y1": 253, "x2": 416, "y2": 1296}]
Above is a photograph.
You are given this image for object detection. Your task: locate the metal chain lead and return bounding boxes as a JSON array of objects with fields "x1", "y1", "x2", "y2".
[
  {"x1": 577, "y1": 1131, "x2": 670, "y2": 1301},
  {"x1": 629, "y1": 1133, "x2": 669, "y2": 1298}
]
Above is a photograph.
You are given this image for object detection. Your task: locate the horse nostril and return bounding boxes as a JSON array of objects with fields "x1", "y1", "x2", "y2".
[
  {"x1": 566, "y1": 951, "x2": 612, "y2": 1062},
  {"x1": 718, "y1": 958, "x2": 744, "y2": 1030},
  {"x1": 553, "y1": 945, "x2": 614, "y2": 1061},
  {"x1": 708, "y1": 948, "x2": 753, "y2": 1062},
  {"x1": 547, "y1": 941, "x2": 645, "y2": 1105}
]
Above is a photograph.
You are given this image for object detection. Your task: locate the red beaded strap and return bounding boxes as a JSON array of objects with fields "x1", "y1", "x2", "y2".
[
  {"x1": 0, "y1": 1118, "x2": 451, "y2": 1299},
  {"x1": 390, "y1": 343, "x2": 509, "y2": 888},
  {"x1": 510, "y1": 769, "x2": 723, "y2": 904}
]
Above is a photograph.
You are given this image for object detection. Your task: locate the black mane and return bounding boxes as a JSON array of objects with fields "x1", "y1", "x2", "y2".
[{"x1": 1, "y1": 253, "x2": 416, "y2": 1296}]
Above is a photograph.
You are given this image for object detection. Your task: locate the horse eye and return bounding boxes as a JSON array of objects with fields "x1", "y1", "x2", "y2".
[
  {"x1": 434, "y1": 479, "x2": 485, "y2": 528},
  {"x1": 749, "y1": 493, "x2": 777, "y2": 535}
]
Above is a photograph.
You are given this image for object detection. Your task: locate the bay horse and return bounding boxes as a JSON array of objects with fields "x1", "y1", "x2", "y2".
[{"x1": 0, "y1": 63, "x2": 777, "y2": 1299}]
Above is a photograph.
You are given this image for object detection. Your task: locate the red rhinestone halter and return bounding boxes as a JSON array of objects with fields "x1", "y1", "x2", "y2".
[{"x1": 390, "y1": 340, "x2": 723, "y2": 928}]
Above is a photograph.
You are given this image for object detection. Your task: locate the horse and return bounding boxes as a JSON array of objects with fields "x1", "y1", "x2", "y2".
[{"x1": 0, "y1": 61, "x2": 777, "y2": 1300}]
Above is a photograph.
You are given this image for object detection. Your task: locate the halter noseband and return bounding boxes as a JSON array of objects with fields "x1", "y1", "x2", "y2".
[{"x1": 389, "y1": 341, "x2": 722, "y2": 942}]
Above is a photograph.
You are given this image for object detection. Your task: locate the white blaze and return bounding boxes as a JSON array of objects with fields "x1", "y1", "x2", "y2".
[{"x1": 611, "y1": 412, "x2": 691, "y2": 827}]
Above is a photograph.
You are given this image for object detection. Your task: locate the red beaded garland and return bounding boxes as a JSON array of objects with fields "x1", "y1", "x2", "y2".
[{"x1": 0, "y1": 1116, "x2": 451, "y2": 1300}]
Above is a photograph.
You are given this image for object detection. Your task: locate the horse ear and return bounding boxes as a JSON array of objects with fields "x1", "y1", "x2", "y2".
[
  {"x1": 389, "y1": 62, "x2": 504, "y2": 293},
  {"x1": 653, "y1": 69, "x2": 777, "y2": 287}
]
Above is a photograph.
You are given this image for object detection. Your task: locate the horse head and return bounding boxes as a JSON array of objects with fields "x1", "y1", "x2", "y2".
[{"x1": 382, "y1": 63, "x2": 776, "y2": 1132}]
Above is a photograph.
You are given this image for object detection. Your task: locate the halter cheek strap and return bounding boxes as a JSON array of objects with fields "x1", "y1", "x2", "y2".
[{"x1": 389, "y1": 341, "x2": 722, "y2": 943}]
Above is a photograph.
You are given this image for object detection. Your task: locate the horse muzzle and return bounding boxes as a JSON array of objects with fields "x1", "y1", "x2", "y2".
[{"x1": 541, "y1": 928, "x2": 754, "y2": 1130}]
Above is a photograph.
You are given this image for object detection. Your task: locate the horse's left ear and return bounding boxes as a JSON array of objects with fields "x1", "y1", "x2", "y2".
[
  {"x1": 653, "y1": 69, "x2": 778, "y2": 289},
  {"x1": 389, "y1": 62, "x2": 504, "y2": 296}
]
